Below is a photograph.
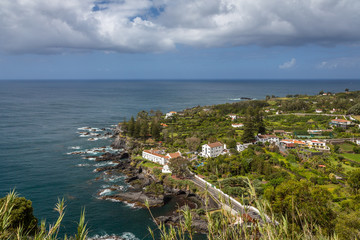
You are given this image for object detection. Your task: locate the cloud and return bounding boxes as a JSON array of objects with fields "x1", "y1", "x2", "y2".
[
  {"x1": 318, "y1": 57, "x2": 360, "y2": 69},
  {"x1": 279, "y1": 58, "x2": 296, "y2": 69},
  {"x1": 1, "y1": 0, "x2": 360, "y2": 54}
]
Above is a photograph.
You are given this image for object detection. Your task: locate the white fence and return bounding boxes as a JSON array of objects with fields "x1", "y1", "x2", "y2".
[{"x1": 194, "y1": 175, "x2": 262, "y2": 216}]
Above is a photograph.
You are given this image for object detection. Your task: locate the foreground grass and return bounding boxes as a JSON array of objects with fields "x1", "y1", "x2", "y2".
[
  {"x1": 0, "y1": 190, "x2": 88, "y2": 240},
  {"x1": 146, "y1": 180, "x2": 339, "y2": 240}
]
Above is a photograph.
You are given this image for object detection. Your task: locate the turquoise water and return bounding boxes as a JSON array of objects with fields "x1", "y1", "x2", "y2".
[{"x1": 0, "y1": 79, "x2": 359, "y2": 239}]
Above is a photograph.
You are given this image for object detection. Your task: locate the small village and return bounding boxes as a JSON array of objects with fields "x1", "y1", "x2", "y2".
[{"x1": 119, "y1": 89, "x2": 360, "y2": 238}]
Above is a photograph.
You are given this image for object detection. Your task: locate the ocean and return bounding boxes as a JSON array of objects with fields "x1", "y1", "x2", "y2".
[{"x1": 0, "y1": 79, "x2": 359, "y2": 239}]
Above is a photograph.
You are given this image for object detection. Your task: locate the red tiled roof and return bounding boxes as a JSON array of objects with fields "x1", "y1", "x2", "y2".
[
  {"x1": 143, "y1": 150, "x2": 166, "y2": 158},
  {"x1": 167, "y1": 152, "x2": 181, "y2": 158},
  {"x1": 332, "y1": 119, "x2": 350, "y2": 123},
  {"x1": 207, "y1": 142, "x2": 223, "y2": 148}
]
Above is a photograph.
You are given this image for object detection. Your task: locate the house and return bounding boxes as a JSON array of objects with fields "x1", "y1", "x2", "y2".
[
  {"x1": 356, "y1": 139, "x2": 360, "y2": 145},
  {"x1": 330, "y1": 108, "x2": 338, "y2": 114},
  {"x1": 165, "y1": 111, "x2": 177, "y2": 119},
  {"x1": 142, "y1": 149, "x2": 182, "y2": 165},
  {"x1": 315, "y1": 109, "x2": 323, "y2": 113},
  {"x1": 280, "y1": 140, "x2": 295, "y2": 149},
  {"x1": 236, "y1": 143, "x2": 253, "y2": 152},
  {"x1": 307, "y1": 140, "x2": 330, "y2": 151},
  {"x1": 142, "y1": 149, "x2": 168, "y2": 165},
  {"x1": 202, "y1": 142, "x2": 225, "y2": 158},
  {"x1": 330, "y1": 119, "x2": 352, "y2": 128},
  {"x1": 273, "y1": 130, "x2": 286, "y2": 135},
  {"x1": 256, "y1": 134, "x2": 280, "y2": 144},
  {"x1": 162, "y1": 164, "x2": 172, "y2": 174},
  {"x1": 280, "y1": 139, "x2": 306, "y2": 149},
  {"x1": 160, "y1": 123, "x2": 168, "y2": 127},
  {"x1": 228, "y1": 114, "x2": 238, "y2": 121},
  {"x1": 232, "y1": 123, "x2": 244, "y2": 128},
  {"x1": 264, "y1": 109, "x2": 270, "y2": 113}
]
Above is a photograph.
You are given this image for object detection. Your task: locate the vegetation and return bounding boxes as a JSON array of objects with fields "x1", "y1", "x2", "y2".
[
  {"x1": 120, "y1": 90, "x2": 360, "y2": 239},
  {"x1": 0, "y1": 190, "x2": 88, "y2": 240},
  {"x1": 146, "y1": 180, "x2": 344, "y2": 240}
]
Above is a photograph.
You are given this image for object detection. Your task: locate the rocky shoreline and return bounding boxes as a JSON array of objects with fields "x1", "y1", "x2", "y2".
[{"x1": 92, "y1": 133, "x2": 217, "y2": 234}]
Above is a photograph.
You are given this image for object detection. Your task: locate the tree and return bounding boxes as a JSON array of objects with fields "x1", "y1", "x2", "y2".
[
  {"x1": 128, "y1": 116, "x2": 135, "y2": 137},
  {"x1": 347, "y1": 103, "x2": 360, "y2": 115},
  {"x1": 168, "y1": 157, "x2": 190, "y2": 178},
  {"x1": 151, "y1": 120, "x2": 160, "y2": 140},
  {"x1": 0, "y1": 195, "x2": 38, "y2": 235},
  {"x1": 265, "y1": 179, "x2": 335, "y2": 234},
  {"x1": 347, "y1": 169, "x2": 360, "y2": 194},
  {"x1": 185, "y1": 137, "x2": 201, "y2": 152},
  {"x1": 241, "y1": 108, "x2": 255, "y2": 142},
  {"x1": 345, "y1": 88, "x2": 349, "y2": 92}
]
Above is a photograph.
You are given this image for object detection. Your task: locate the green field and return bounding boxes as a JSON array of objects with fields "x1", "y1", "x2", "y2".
[
  {"x1": 341, "y1": 153, "x2": 360, "y2": 163},
  {"x1": 339, "y1": 143, "x2": 355, "y2": 152}
]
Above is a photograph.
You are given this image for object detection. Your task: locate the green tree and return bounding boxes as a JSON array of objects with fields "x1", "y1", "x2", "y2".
[
  {"x1": 168, "y1": 157, "x2": 190, "y2": 178},
  {"x1": 348, "y1": 169, "x2": 360, "y2": 194},
  {"x1": 241, "y1": 109, "x2": 255, "y2": 142},
  {"x1": 128, "y1": 116, "x2": 135, "y2": 137},
  {"x1": 0, "y1": 195, "x2": 38, "y2": 235},
  {"x1": 265, "y1": 179, "x2": 335, "y2": 234},
  {"x1": 185, "y1": 137, "x2": 201, "y2": 152},
  {"x1": 151, "y1": 120, "x2": 161, "y2": 140}
]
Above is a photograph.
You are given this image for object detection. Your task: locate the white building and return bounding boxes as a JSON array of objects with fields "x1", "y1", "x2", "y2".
[
  {"x1": 232, "y1": 123, "x2": 244, "y2": 128},
  {"x1": 162, "y1": 164, "x2": 172, "y2": 174},
  {"x1": 256, "y1": 134, "x2": 280, "y2": 144},
  {"x1": 315, "y1": 109, "x2": 323, "y2": 113},
  {"x1": 202, "y1": 142, "x2": 225, "y2": 158},
  {"x1": 236, "y1": 143, "x2": 253, "y2": 152},
  {"x1": 142, "y1": 149, "x2": 169, "y2": 165},
  {"x1": 356, "y1": 139, "x2": 360, "y2": 145},
  {"x1": 165, "y1": 111, "x2": 177, "y2": 119},
  {"x1": 307, "y1": 140, "x2": 330, "y2": 151},
  {"x1": 142, "y1": 150, "x2": 182, "y2": 166},
  {"x1": 228, "y1": 114, "x2": 238, "y2": 121}
]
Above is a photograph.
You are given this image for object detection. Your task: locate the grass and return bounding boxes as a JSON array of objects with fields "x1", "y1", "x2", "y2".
[
  {"x1": 140, "y1": 160, "x2": 163, "y2": 169},
  {"x1": 339, "y1": 143, "x2": 355, "y2": 152},
  {"x1": 145, "y1": 179, "x2": 340, "y2": 240},
  {"x1": 352, "y1": 115, "x2": 360, "y2": 121},
  {"x1": 341, "y1": 153, "x2": 360, "y2": 163}
]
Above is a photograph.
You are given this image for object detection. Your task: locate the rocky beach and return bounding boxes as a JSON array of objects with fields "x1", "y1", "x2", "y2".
[{"x1": 72, "y1": 125, "x2": 218, "y2": 235}]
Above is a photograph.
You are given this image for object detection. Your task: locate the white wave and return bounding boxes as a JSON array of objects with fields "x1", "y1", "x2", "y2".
[
  {"x1": 124, "y1": 202, "x2": 140, "y2": 209},
  {"x1": 77, "y1": 163, "x2": 91, "y2": 167},
  {"x1": 67, "y1": 151, "x2": 85, "y2": 155},
  {"x1": 77, "y1": 127, "x2": 91, "y2": 130},
  {"x1": 99, "y1": 189, "x2": 112, "y2": 196},
  {"x1": 94, "y1": 162, "x2": 117, "y2": 167},
  {"x1": 87, "y1": 157, "x2": 96, "y2": 161},
  {"x1": 88, "y1": 138, "x2": 99, "y2": 141},
  {"x1": 103, "y1": 175, "x2": 125, "y2": 183},
  {"x1": 88, "y1": 232, "x2": 139, "y2": 240},
  {"x1": 69, "y1": 146, "x2": 81, "y2": 150},
  {"x1": 79, "y1": 134, "x2": 90, "y2": 138},
  {"x1": 229, "y1": 98, "x2": 241, "y2": 101}
]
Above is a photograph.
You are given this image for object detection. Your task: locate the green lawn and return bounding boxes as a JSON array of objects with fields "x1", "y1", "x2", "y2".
[
  {"x1": 341, "y1": 153, "x2": 360, "y2": 163},
  {"x1": 339, "y1": 143, "x2": 355, "y2": 152}
]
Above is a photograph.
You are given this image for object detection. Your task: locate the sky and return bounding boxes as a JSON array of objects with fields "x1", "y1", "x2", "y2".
[{"x1": 0, "y1": 0, "x2": 359, "y2": 80}]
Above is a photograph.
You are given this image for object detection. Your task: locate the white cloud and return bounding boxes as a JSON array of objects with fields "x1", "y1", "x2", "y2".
[
  {"x1": 0, "y1": 0, "x2": 360, "y2": 54},
  {"x1": 279, "y1": 58, "x2": 296, "y2": 69},
  {"x1": 317, "y1": 57, "x2": 360, "y2": 69}
]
